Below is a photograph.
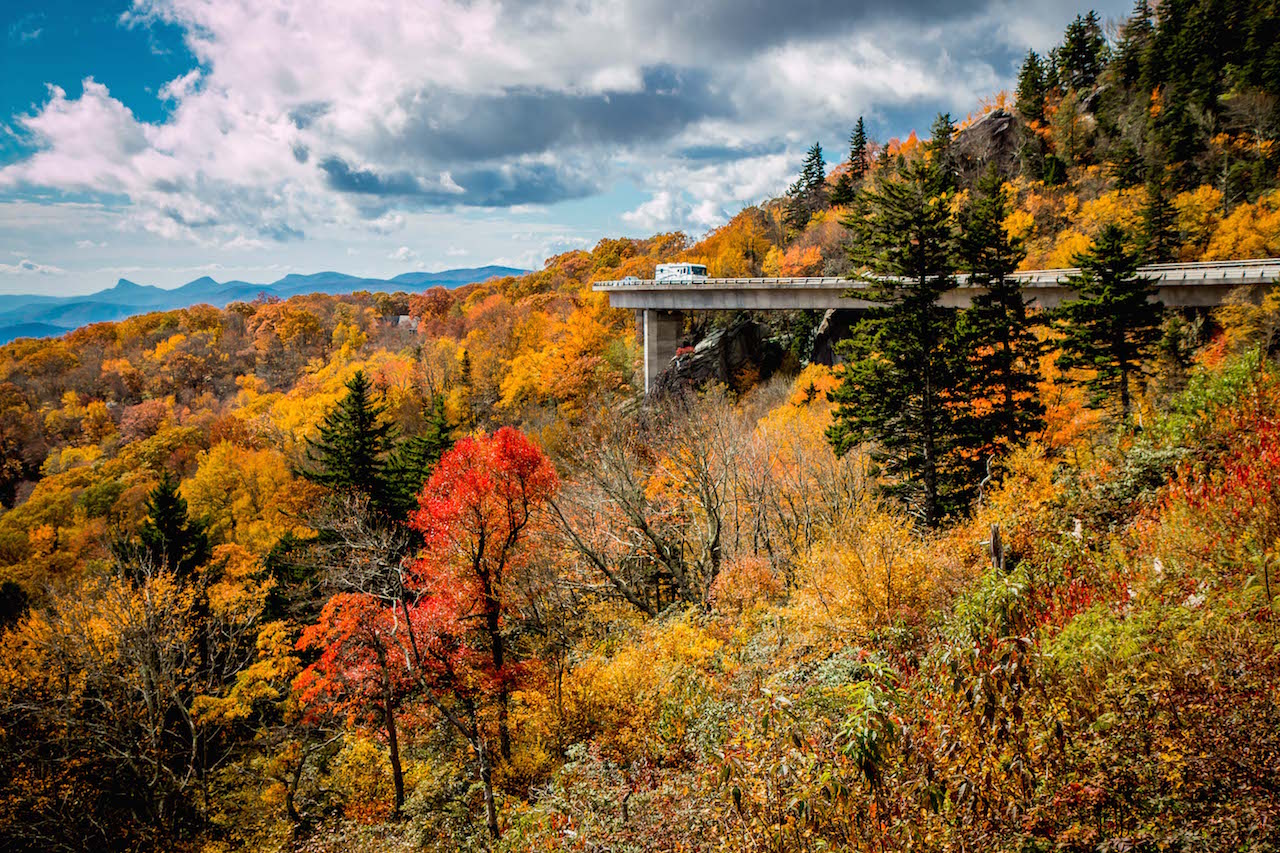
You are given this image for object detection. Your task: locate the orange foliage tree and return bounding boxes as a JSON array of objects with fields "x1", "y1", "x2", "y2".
[
  {"x1": 295, "y1": 592, "x2": 416, "y2": 814},
  {"x1": 409, "y1": 427, "x2": 558, "y2": 762},
  {"x1": 295, "y1": 427, "x2": 557, "y2": 837}
]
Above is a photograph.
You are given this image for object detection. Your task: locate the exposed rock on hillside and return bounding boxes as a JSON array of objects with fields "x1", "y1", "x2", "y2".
[
  {"x1": 953, "y1": 107, "x2": 1021, "y2": 184},
  {"x1": 811, "y1": 309, "x2": 861, "y2": 365},
  {"x1": 652, "y1": 317, "x2": 784, "y2": 395}
]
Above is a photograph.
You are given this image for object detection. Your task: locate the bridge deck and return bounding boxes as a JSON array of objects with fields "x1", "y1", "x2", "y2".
[
  {"x1": 596, "y1": 258, "x2": 1280, "y2": 392},
  {"x1": 593, "y1": 258, "x2": 1280, "y2": 311}
]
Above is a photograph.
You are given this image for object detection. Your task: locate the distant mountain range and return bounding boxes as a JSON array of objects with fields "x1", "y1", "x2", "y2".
[{"x1": 0, "y1": 265, "x2": 526, "y2": 344}]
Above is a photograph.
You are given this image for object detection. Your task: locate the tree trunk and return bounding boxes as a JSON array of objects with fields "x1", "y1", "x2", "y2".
[
  {"x1": 921, "y1": 302, "x2": 939, "y2": 529},
  {"x1": 286, "y1": 758, "x2": 303, "y2": 824},
  {"x1": 1119, "y1": 362, "x2": 1131, "y2": 421},
  {"x1": 480, "y1": 571, "x2": 512, "y2": 762},
  {"x1": 999, "y1": 312, "x2": 1016, "y2": 447},
  {"x1": 478, "y1": 737, "x2": 501, "y2": 839},
  {"x1": 487, "y1": 607, "x2": 511, "y2": 762},
  {"x1": 497, "y1": 686, "x2": 511, "y2": 762},
  {"x1": 377, "y1": 650, "x2": 405, "y2": 812}
]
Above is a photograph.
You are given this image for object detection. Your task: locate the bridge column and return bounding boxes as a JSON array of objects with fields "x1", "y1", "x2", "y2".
[{"x1": 642, "y1": 309, "x2": 683, "y2": 393}]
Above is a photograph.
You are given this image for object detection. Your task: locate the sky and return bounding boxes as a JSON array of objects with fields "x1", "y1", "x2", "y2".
[{"x1": 0, "y1": 0, "x2": 1133, "y2": 296}]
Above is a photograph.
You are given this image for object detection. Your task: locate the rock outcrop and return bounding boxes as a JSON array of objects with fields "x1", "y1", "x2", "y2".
[
  {"x1": 953, "y1": 108, "x2": 1022, "y2": 184},
  {"x1": 651, "y1": 317, "x2": 784, "y2": 395}
]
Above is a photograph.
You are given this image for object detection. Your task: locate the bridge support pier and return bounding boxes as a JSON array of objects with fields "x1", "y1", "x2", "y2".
[{"x1": 640, "y1": 308, "x2": 683, "y2": 393}]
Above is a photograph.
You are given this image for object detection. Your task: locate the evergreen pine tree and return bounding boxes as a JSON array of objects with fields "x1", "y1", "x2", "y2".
[
  {"x1": 1108, "y1": 138, "x2": 1147, "y2": 188},
  {"x1": 1054, "y1": 225, "x2": 1164, "y2": 419},
  {"x1": 1059, "y1": 11, "x2": 1107, "y2": 91},
  {"x1": 784, "y1": 175, "x2": 812, "y2": 233},
  {"x1": 785, "y1": 142, "x2": 828, "y2": 232},
  {"x1": 1016, "y1": 50, "x2": 1048, "y2": 122},
  {"x1": 849, "y1": 117, "x2": 870, "y2": 181},
  {"x1": 829, "y1": 171, "x2": 856, "y2": 207},
  {"x1": 457, "y1": 350, "x2": 476, "y2": 428},
  {"x1": 139, "y1": 473, "x2": 210, "y2": 579},
  {"x1": 927, "y1": 113, "x2": 958, "y2": 195},
  {"x1": 803, "y1": 142, "x2": 827, "y2": 198},
  {"x1": 829, "y1": 157, "x2": 967, "y2": 527},
  {"x1": 956, "y1": 167, "x2": 1045, "y2": 457},
  {"x1": 1116, "y1": 0, "x2": 1155, "y2": 86},
  {"x1": 301, "y1": 370, "x2": 398, "y2": 513},
  {"x1": 459, "y1": 350, "x2": 473, "y2": 387},
  {"x1": 1142, "y1": 171, "x2": 1178, "y2": 262},
  {"x1": 0, "y1": 579, "x2": 30, "y2": 632},
  {"x1": 1047, "y1": 45, "x2": 1064, "y2": 89},
  {"x1": 1043, "y1": 153, "x2": 1069, "y2": 185},
  {"x1": 1051, "y1": 89, "x2": 1090, "y2": 165},
  {"x1": 389, "y1": 395, "x2": 455, "y2": 515}
]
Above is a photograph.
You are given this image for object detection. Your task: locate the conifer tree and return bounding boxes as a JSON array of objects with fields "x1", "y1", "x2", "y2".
[
  {"x1": 1050, "y1": 89, "x2": 1091, "y2": 165},
  {"x1": 459, "y1": 350, "x2": 473, "y2": 387},
  {"x1": 1054, "y1": 225, "x2": 1164, "y2": 419},
  {"x1": 1108, "y1": 138, "x2": 1147, "y2": 188},
  {"x1": 1016, "y1": 50, "x2": 1048, "y2": 122},
  {"x1": 785, "y1": 142, "x2": 828, "y2": 232},
  {"x1": 389, "y1": 394, "x2": 455, "y2": 515},
  {"x1": 1142, "y1": 171, "x2": 1178, "y2": 262},
  {"x1": 1116, "y1": 0, "x2": 1155, "y2": 86},
  {"x1": 139, "y1": 473, "x2": 210, "y2": 579},
  {"x1": 956, "y1": 167, "x2": 1045, "y2": 456},
  {"x1": 802, "y1": 142, "x2": 827, "y2": 197},
  {"x1": 829, "y1": 171, "x2": 856, "y2": 207},
  {"x1": 829, "y1": 157, "x2": 967, "y2": 527},
  {"x1": 849, "y1": 117, "x2": 871, "y2": 181},
  {"x1": 784, "y1": 177, "x2": 809, "y2": 233},
  {"x1": 927, "y1": 113, "x2": 958, "y2": 195},
  {"x1": 301, "y1": 370, "x2": 398, "y2": 514},
  {"x1": 0, "y1": 579, "x2": 27, "y2": 632},
  {"x1": 1059, "y1": 11, "x2": 1107, "y2": 91}
]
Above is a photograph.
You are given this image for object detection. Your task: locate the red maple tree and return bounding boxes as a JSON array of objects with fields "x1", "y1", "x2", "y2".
[{"x1": 295, "y1": 426, "x2": 558, "y2": 836}]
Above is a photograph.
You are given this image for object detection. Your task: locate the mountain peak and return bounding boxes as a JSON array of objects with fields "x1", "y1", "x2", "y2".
[{"x1": 0, "y1": 265, "x2": 529, "y2": 344}]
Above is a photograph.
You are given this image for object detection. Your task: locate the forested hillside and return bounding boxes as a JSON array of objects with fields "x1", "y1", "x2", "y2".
[{"x1": 2, "y1": 1, "x2": 1280, "y2": 850}]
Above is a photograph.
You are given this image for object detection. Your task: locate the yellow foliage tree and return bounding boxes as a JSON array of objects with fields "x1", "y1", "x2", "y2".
[
  {"x1": 183, "y1": 442, "x2": 319, "y2": 554},
  {"x1": 1174, "y1": 185, "x2": 1224, "y2": 259},
  {"x1": 1205, "y1": 189, "x2": 1280, "y2": 259}
]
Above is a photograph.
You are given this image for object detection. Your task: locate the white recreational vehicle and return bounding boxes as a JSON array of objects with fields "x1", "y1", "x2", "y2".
[{"x1": 654, "y1": 263, "x2": 708, "y2": 282}]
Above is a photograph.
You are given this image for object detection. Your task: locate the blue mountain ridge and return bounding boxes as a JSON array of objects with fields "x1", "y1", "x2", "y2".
[{"x1": 0, "y1": 265, "x2": 526, "y2": 344}]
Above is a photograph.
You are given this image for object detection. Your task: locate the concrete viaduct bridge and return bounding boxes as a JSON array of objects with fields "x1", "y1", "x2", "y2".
[{"x1": 592, "y1": 258, "x2": 1280, "y2": 392}]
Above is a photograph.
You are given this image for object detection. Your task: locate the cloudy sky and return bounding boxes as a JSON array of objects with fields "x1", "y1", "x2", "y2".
[{"x1": 0, "y1": 0, "x2": 1130, "y2": 296}]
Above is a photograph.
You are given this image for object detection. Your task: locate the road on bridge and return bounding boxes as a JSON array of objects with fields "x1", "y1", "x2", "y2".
[{"x1": 591, "y1": 258, "x2": 1280, "y2": 392}]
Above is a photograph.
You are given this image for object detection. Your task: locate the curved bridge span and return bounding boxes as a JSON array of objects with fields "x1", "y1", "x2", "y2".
[{"x1": 591, "y1": 258, "x2": 1280, "y2": 391}]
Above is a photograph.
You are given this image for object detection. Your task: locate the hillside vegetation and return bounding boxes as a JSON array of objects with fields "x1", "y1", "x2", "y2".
[{"x1": 2, "y1": 2, "x2": 1280, "y2": 851}]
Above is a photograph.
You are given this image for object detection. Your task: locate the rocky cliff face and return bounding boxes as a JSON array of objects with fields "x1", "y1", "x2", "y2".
[
  {"x1": 651, "y1": 317, "x2": 784, "y2": 395},
  {"x1": 953, "y1": 107, "x2": 1022, "y2": 184},
  {"x1": 810, "y1": 309, "x2": 861, "y2": 366}
]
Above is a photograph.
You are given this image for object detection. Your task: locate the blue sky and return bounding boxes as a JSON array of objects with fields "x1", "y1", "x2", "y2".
[{"x1": 1, "y1": 0, "x2": 1132, "y2": 296}]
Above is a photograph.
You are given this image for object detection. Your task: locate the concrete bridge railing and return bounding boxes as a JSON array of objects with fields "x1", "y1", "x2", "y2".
[{"x1": 591, "y1": 258, "x2": 1280, "y2": 392}]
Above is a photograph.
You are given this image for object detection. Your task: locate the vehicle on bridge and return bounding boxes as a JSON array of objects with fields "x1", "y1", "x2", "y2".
[{"x1": 654, "y1": 263, "x2": 708, "y2": 282}]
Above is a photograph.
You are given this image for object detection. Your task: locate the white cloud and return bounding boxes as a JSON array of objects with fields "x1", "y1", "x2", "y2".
[
  {"x1": 75, "y1": 239, "x2": 108, "y2": 249},
  {"x1": 622, "y1": 190, "x2": 687, "y2": 231},
  {"x1": 222, "y1": 234, "x2": 267, "y2": 250},
  {"x1": 367, "y1": 212, "x2": 406, "y2": 235},
  {"x1": 0, "y1": 0, "x2": 1131, "y2": 291},
  {"x1": 0, "y1": 258, "x2": 65, "y2": 274},
  {"x1": 388, "y1": 245, "x2": 418, "y2": 262}
]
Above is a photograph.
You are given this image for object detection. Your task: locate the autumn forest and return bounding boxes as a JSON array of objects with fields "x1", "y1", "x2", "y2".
[{"x1": 3, "y1": 1, "x2": 1280, "y2": 850}]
